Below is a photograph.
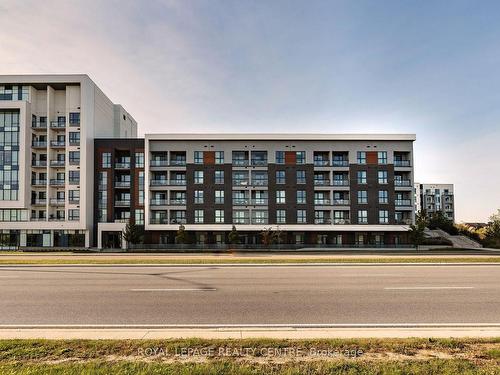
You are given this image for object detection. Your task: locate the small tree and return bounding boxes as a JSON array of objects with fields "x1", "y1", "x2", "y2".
[
  {"x1": 260, "y1": 227, "x2": 274, "y2": 246},
  {"x1": 484, "y1": 210, "x2": 500, "y2": 248},
  {"x1": 408, "y1": 211, "x2": 427, "y2": 250},
  {"x1": 273, "y1": 226, "x2": 283, "y2": 246},
  {"x1": 228, "y1": 225, "x2": 239, "y2": 244},
  {"x1": 175, "y1": 224, "x2": 189, "y2": 244},
  {"x1": 122, "y1": 222, "x2": 143, "y2": 250}
]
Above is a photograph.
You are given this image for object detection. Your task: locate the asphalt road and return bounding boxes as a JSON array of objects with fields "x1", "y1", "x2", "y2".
[{"x1": 0, "y1": 265, "x2": 499, "y2": 325}]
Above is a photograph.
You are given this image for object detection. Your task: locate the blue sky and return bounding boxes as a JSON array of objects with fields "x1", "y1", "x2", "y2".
[{"x1": 1, "y1": 0, "x2": 499, "y2": 221}]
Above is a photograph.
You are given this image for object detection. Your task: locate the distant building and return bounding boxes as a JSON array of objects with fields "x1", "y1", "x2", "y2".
[{"x1": 414, "y1": 183, "x2": 454, "y2": 221}]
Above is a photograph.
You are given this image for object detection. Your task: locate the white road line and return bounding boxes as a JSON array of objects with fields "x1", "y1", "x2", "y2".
[
  {"x1": 130, "y1": 288, "x2": 216, "y2": 292},
  {"x1": 385, "y1": 286, "x2": 475, "y2": 290}
]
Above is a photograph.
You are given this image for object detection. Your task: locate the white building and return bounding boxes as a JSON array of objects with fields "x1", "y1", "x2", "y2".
[
  {"x1": 414, "y1": 183, "x2": 455, "y2": 221},
  {"x1": 0, "y1": 75, "x2": 136, "y2": 247}
]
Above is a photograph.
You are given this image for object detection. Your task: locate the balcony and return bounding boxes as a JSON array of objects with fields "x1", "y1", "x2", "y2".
[
  {"x1": 394, "y1": 160, "x2": 411, "y2": 167},
  {"x1": 150, "y1": 218, "x2": 169, "y2": 225},
  {"x1": 150, "y1": 199, "x2": 168, "y2": 206},
  {"x1": 251, "y1": 217, "x2": 268, "y2": 224},
  {"x1": 250, "y1": 180, "x2": 268, "y2": 187},
  {"x1": 232, "y1": 160, "x2": 249, "y2": 166},
  {"x1": 395, "y1": 179, "x2": 412, "y2": 187},
  {"x1": 69, "y1": 140, "x2": 80, "y2": 147},
  {"x1": 31, "y1": 122, "x2": 47, "y2": 129},
  {"x1": 333, "y1": 218, "x2": 351, "y2": 225},
  {"x1": 233, "y1": 218, "x2": 250, "y2": 225},
  {"x1": 68, "y1": 199, "x2": 80, "y2": 205},
  {"x1": 332, "y1": 160, "x2": 349, "y2": 167},
  {"x1": 31, "y1": 199, "x2": 47, "y2": 206},
  {"x1": 150, "y1": 179, "x2": 168, "y2": 186},
  {"x1": 170, "y1": 160, "x2": 186, "y2": 166},
  {"x1": 50, "y1": 179, "x2": 65, "y2": 186},
  {"x1": 50, "y1": 141, "x2": 66, "y2": 148},
  {"x1": 115, "y1": 200, "x2": 130, "y2": 207},
  {"x1": 50, "y1": 121, "x2": 66, "y2": 129},
  {"x1": 314, "y1": 160, "x2": 329, "y2": 167},
  {"x1": 50, "y1": 160, "x2": 65, "y2": 167},
  {"x1": 233, "y1": 198, "x2": 250, "y2": 205},
  {"x1": 314, "y1": 199, "x2": 331, "y2": 205},
  {"x1": 251, "y1": 159, "x2": 267, "y2": 166},
  {"x1": 170, "y1": 218, "x2": 187, "y2": 224},
  {"x1": 31, "y1": 179, "x2": 47, "y2": 186},
  {"x1": 395, "y1": 199, "x2": 412, "y2": 206},
  {"x1": 69, "y1": 159, "x2": 80, "y2": 166},
  {"x1": 115, "y1": 162, "x2": 130, "y2": 169},
  {"x1": 49, "y1": 198, "x2": 65, "y2": 206},
  {"x1": 115, "y1": 181, "x2": 131, "y2": 188},
  {"x1": 150, "y1": 159, "x2": 168, "y2": 167},
  {"x1": 332, "y1": 179, "x2": 349, "y2": 186},
  {"x1": 48, "y1": 217, "x2": 65, "y2": 222},
  {"x1": 315, "y1": 218, "x2": 332, "y2": 224},
  {"x1": 251, "y1": 198, "x2": 268, "y2": 205},
  {"x1": 169, "y1": 179, "x2": 186, "y2": 186},
  {"x1": 333, "y1": 199, "x2": 350, "y2": 205},
  {"x1": 32, "y1": 141, "x2": 47, "y2": 148},
  {"x1": 31, "y1": 160, "x2": 47, "y2": 167},
  {"x1": 233, "y1": 179, "x2": 250, "y2": 186},
  {"x1": 68, "y1": 179, "x2": 80, "y2": 185},
  {"x1": 169, "y1": 199, "x2": 187, "y2": 205},
  {"x1": 314, "y1": 179, "x2": 330, "y2": 186}
]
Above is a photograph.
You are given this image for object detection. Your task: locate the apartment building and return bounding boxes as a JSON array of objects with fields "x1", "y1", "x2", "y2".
[
  {"x1": 0, "y1": 75, "x2": 136, "y2": 247},
  {"x1": 415, "y1": 183, "x2": 455, "y2": 221},
  {"x1": 95, "y1": 134, "x2": 415, "y2": 248}
]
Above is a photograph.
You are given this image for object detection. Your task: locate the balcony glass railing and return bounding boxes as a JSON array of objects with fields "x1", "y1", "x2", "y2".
[
  {"x1": 251, "y1": 218, "x2": 268, "y2": 224},
  {"x1": 332, "y1": 179, "x2": 349, "y2": 186},
  {"x1": 315, "y1": 218, "x2": 332, "y2": 224},
  {"x1": 332, "y1": 160, "x2": 349, "y2": 167},
  {"x1": 69, "y1": 140, "x2": 80, "y2": 146},
  {"x1": 314, "y1": 179, "x2": 330, "y2": 186},
  {"x1": 150, "y1": 218, "x2": 168, "y2": 224},
  {"x1": 169, "y1": 199, "x2": 187, "y2": 205},
  {"x1": 50, "y1": 179, "x2": 65, "y2": 186},
  {"x1": 50, "y1": 141, "x2": 65, "y2": 147},
  {"x1": 251, "y1": 180, "x2": 268, "y2": 186},
  {"x1": 32, "y1": 160, "x2": 47, "y2": 167},
  {"x1": 32, "y1": 122, "x2": 47, "y2": 129},
  {"x1": 232, "y1": 160, "x2": 249, "y2": 166},
  {"x1": 314, "y1": 160, "x2": 329, "y2": 166},
  {"x1": 395, "y1": 199, "x2": 412, "y2": 206},
  {"x1": 49, "y1": 198, "x2": 65, "y2": 205},
  {"x1": 233, "y1": 198, "x2": 249, "y2": 205},
  {"x1": 31, "y1": 199, "x2": 47, "y2": 205},
  {"x1": 314, "y1": 199, "x2": 331, "y2": 205},
  {"x1": 150, "y1": 179, "x2": 168, "y2": 186},
  {"x1": 169, "y1": 179, "x2": 186, "y2": 186},
  {"x1": 115, "y1": 162, "x2": 130, "y2": 169},
  {"x1": 233, "y1": 218, "x2": 250, "y2": 224},
  {"x1": 115, "y1": 181, "x2": 131, "y2": 188},
  {"x1": 170, "y1": 160, "x2": 186, "y2": 166},
  {"x1": 251, "y1": 159, "x2": 268, "y2": 166},
  {"x1": 31, "y1": 179, "x2": 47, "y2": 186},
  {"x1": 115, "y1": 200, "x2": 131, "y2": 207},
  {"x1": 233, "y1": 179, "x2": 250, "y2": 186},
  {"x1": 50, "y1": 160, "x2": 65, "y2": 167},
  {"x1": 150, "y1": 159, "x2": 168, "y2": 167},
  {"x1": 333, "y1": 218, "x2": 351, "y2": 224},
  {"x1": 50, "y1": 121, "x2": 66, "y2": 129},
  {"x1": 32, "y1": 141, "x2": 47, "y2": 148},
  {"x1": 68, "y1": 179, "x2": 80, "y2": 185},
  {"x1": 395, "y1": 179, "x2": 412, "y2": 187},
  {"x1": 394, "y1": 160, "x2": 411, "y2": 167},
  {"x1": 150, "y1": 199, "x2": 168, "y2": 206},
  {"x1": 251, "y1": 199, "x2": 268, "y2": 205}
]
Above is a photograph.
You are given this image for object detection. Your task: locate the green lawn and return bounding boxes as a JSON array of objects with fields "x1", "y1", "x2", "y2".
[{"x1": 0, "y1": 338, "x2": 498, "y2": 374}]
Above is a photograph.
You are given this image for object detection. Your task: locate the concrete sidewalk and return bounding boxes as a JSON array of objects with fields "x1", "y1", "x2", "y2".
[{"x1": 1, "y1": 326, "x2": 499, "y2": 339}]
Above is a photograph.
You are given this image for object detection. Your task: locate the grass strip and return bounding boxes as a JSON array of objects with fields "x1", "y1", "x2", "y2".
[{"x1": 0, "y1": 257, "x2": 499, "y2": 265}]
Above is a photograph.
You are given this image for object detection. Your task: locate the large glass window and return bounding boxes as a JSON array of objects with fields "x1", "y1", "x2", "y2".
[
  {"x1": 135, "y1": 209, "x2": 144, "y2": 225},
  {"x1": 378, "y1": 170, "x2": 388, "y2": 184},
  {"x1": 135, "y1": 152, "x2": 144, "y2": 168},
  {"x1": 276, "y1": 209, "x2": 286, "y2": 224},
  {"x1": 194, "y1": 170, "x2": 204, "y2": 184},
  {"x1": 357, "y1": 190, "x2": 368, "y2": 204},
  {"x1": 215, "y1": 190, "x2": 224, "y2": 204},
  {"x1": 358, "y1": 210, "x2": 368, "y2": 224},
  {"x1": 357, "y1": 151, "x2": 366, "y2": 164},
  {"x1": 194, "y1": 190, "x2": 204, "y2": 204},
  {"x1": 296, "y1": 170, "x2": 306, "y2": 184},
  {"x1": 194, "y1": 151, "x2": 203, "y2": 164},
  {"x1": 194, "y1": 209, "x2": 204, "y2": 223},
  {"x1": 215, "y1": 170, "x2": 224, "y2": 184},
  {"x1": 296, "y1": 190, "x2": 306, "y2": 204},
  {"x1": 215, "y1": 209, "x2": 225, "y2": 223},
  {"x1": 0, "y1": 110, "x2": 20, "y2": 201},
  {"x1": 276, "y1": 190, "x2": 286, "y2": 204},
  {"x1": 379, "y1": 210, "x2": 389, "y2": 224},
  {"x1": 378, "y1": 151, "x2": 387, "y2": 164},
  {"x1": 297, "y1": 209, "x2": 307, "y2": 223},
  {"x1": 276, "y1": 170, "x2": 285, "y2": 184},
  {"x1": 379, "y1": 190, "x2": 388, "y2": 204},
  {"x1": 357, "y1": 171, "x2": 367, "y2": 184},
  {"x1": 69, "y1": 112, "x2": 80, "y2": 125},
  {"x1": 276, "y1": 151, "x2": 285, "y2": 164},
  {"x1": 215, "y1": 151, "x2": 224, "y2": 164},
  {"x1": 296, "y1": 151, "x2": 306, "y2": 164},
  {"x1": 102, "y1": 153, "x2": 111, "y2": 168}
]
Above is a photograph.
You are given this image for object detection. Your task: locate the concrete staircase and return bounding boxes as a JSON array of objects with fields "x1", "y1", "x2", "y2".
[{"x1": 427, "y1": 228, "x2": 483, "y2": 249}]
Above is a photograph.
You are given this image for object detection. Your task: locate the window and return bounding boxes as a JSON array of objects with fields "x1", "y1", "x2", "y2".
[
  {"x1": 296, "y1": 151, "x2": 306, "y2": 164},
  {"x1": 276, "y1": 190, "x2": 286, "y2": 204},
  {"x1": 357, "y1": 151, "x2": 366, "y2": 164},
  {"x1": 378, "y1": 151, "x2": 387, "y2": 164},
  {"x1": 69, "y1": 112, "x2": 80, "y2": 125},
  {"x1": 296, "y1": 190, "x2": 306, "y2": 204},
  {"x1": 68, "y1": 209, "x2": 80, "y2": 221},
  {"x1": 276, "y1": 170, "x2": 285, "y2": 184},
  {"x1": 69, "y1": 170, "x2": 80, "y2": 183},
  {"x1": 379, "y1": 210, "x2": 389, "y2": 224},
  {"x1": 215, "y1": 170, "x2": 224, "y2": 184},
  {"x1": 194, "y1": 209, "x2": 204, "y2": 223},
  {"x1": 276, "y1": 209, "x2": 286, "y2": 224},
  {"x1": 194, "y1": 190, "x2": 204, "y2": 204},
  {"x1": 69, "y1": 190, "x2": 79, "y2": 204},
  {"x1": 194, "y1": 151, "x2": 203, "y2": 164},
  {"x1": 357, "y1": 190, "x2": 368, "y2": 204},
  {"x1": 215, "y1": 190, "x2": 224, "y2": 204},
  {"x1": 138, "y1": 171, "x2": 144, "y2": 205},
  {"x1": 135, "y1": 209, "x2": 144, "y2": 225},
  {"x1": 296, "y1": 170, "x2": 306, "y2": 184},
  {"x1": 276, "y1": 151, "x2": 285, "y2": 164},
  {"x1": 98, "y1": 209, "x2": 107, "y2": 223},
  {"x1": 69, "y1": 132, "x2": 80, "y2": 145},
  {"x1": 233, "y1": 210, "x2": 248, "y2": 224},
  {"x1": 378, "y1": 170, "x2": 388, "y2": 184},
  {"x1": 357, "y1": 171, "x2": 367, "y2": 184},
  {"x1": 135, "y1": 152, "x2": 144, "y2": 168},
  {"x1": 69, "y1": 151, "x2": 80, "y2": 164},
  {"x1": 194, "y1": 170, "x2": 204, "y2": 184},
  {"x1": 297, "y1": 209, "x2": 307, "y2": 223},
  {"x1": 102, "y1": 152, "x2": 111, "y2": 168},
  {"x1": 215, "y1": 151, "x2": 224, "y2": 164},
  {"x1": 215, "y1": 209, "x2": 225, "y2": 223},
  {"x1": 358, "y1": 210, "x2": 368, "y2": 224},
  {"x1": 379, "y1": 190, "x2": 388, "y2": 204}
]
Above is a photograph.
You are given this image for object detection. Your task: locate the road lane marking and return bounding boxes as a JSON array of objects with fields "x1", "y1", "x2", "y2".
[
  {"x1": 130, "y1": 288, "x2": 216, "y2": 292},
  {"x1": 384, "y1": 286, "x2": 474, "y2": 290}
]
